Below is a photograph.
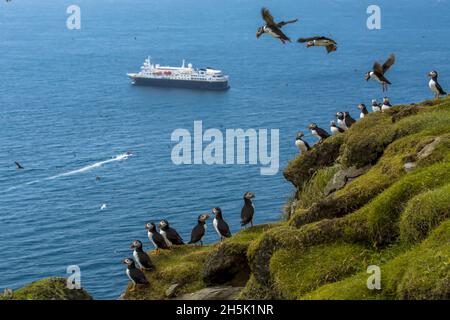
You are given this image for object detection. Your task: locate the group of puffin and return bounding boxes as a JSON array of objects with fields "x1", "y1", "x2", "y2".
[
  {"x1": 122, "y1": 192, "x2": 256, "y2": 291},
  {"x1": 257, "y1": 7, "x2": 338, "y2": 53},
  {"x1": 123, "y1": 6, "x2": 448, "y2": 292}
]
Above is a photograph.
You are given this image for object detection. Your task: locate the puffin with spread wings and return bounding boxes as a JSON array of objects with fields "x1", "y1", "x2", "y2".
[
  {"x1": 365, "y1": 53, "x2": 396, "y2": 92},
  {"x1": 297, "y1": 36, "x2": 337, "y2": 53},
  {"x1": 256, "y1": 7, "x2": 298, "y2": 44}
]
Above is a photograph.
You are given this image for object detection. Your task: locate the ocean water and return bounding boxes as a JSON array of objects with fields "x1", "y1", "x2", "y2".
[{"x1": 0, "y1": 0, "x2": 449, "y2": 299}]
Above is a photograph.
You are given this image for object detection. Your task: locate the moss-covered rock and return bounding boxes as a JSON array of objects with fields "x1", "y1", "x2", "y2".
[
  {"x1": 3, "y1": 278, "x2": 92, "y2": 300},
  {"x1": 302, "y1": 220, "x2": 450, "y2": 300}
]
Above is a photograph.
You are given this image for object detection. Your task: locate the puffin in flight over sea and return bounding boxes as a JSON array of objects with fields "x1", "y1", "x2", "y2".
[
  {"x1": 297, "y1": 36, "x2": 337, "y2": 53},
  {"x1": 241, "y1": 192, "x2": 256, "y2": 228},
  {"x1": 189, "y1": 214, "x2": 210, "y2": 246},
  {"x1": 428, "y1": 71, "x2": 447, "y2": 98},
  {"x1": 330, "y1": 121, "x2": 345, "y2": 135},
  {"x1": 309, "y1": 123, "x2": 330, "y2": 143},
  {"x1": 145, "y1": 222, "x2": 169, "y2": 253},
  {"x1": 358, "y1": 104, "x2": 369, "y2": 119},
  {"x1": 122, "y1": 258, "x2": 149, "y2": 292},
  {"x1": 14, "y1": 161, "x2": 24, "y2": 170},
  {"x1": 381, "y1": 97, "x2": 392, "y2": 111},
  {"x1": 158, "y1": 219, "x2": 184, "y2": 246},
  {"x1": 295, "y1": 131, "x2": 311, "y2": 154},
  {"x1": 365, "y1": 53, "x2": 396, "y2": 92},
  {"x1": 130, "y1": 240, "x2": 154, "y2": 271},
  {"x1": 212, "y1": 207, "x2": 232, "y2": 242},
  {"x1": 256, "y1": 7, "x2": 298, "y2": 44},
  {"x1": 371, "y1": 99, "x2": 382, "y2": 112}
]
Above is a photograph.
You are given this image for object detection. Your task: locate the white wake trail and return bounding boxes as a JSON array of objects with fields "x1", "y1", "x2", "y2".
[
  {"x1": 2, "y1": 153, "x2": 133, "y2": 193},
  {"x1": 46, "y1": 153, "x2": 132, "y2": 180}
]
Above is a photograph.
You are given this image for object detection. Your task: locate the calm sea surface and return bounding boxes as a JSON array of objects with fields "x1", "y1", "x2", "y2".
[{"x1": 0, "y1": 0, "x2": 449, "y2": 299}]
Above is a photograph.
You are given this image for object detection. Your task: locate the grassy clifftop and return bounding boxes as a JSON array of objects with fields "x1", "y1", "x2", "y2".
[{"x1": 120, "y1": 96, "x2": 450, "y2": 300}]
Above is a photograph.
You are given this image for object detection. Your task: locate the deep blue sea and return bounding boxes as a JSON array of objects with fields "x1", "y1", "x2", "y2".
[{"x1": 0, "y1": 0, "x2": 449, "y2": 299}]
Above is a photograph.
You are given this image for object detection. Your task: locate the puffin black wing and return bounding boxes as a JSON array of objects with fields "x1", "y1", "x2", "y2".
[
  {"x1": 129, "y1": 268, "x2": 149, "y2": 285},
  {"x1": 241, "y1": 204, "x2": 255, "y2": 226},
  {"x1": 153, "y1": 233, "x2": 169, "y2": 249},
  {"x1": 136, "y1": 251, "x2": 154, "y2": 270},
  {"x1": 166, "y1": 228, "x2": 184, "y2": 245},
  {"x1": 261, "y1": 7, "x2": 276, "y2": 26},
  {"x1": 189, "y1": 224, "x2": 205, "y2": 244},
  {"x1": 277, "y1": 18, "x2": 298, "y2": 28},
  {"x1": 435, "y1": 81, "x2": 447, "y2": 95},
  {"x1": 298, "y1": 36, "x2": 331, "y2": 43},
  {"x1": 382, "y1": 54, "x2": 396, "y2": 73},
  {"x1": 326, "y1": 44, "x2": 337, "y2": 53},
  {"x1": 316, "y1": 127, "x2": 330, "y2": 139},
  {"x1": 14, "y1": 161, "x2": 24, "y2": 169},
  {"x1": 337, "y1": 126, "x2": 345, "y2": 133},
  {"x1": 304, "y1": 140, "x2": 311, "y2": 150},
  {"x1": 218, "y1": 220, "x2": 232, "y2": 238},
  {"x1": 374, "y1": 54, "x2": 395, "y2": 75}
]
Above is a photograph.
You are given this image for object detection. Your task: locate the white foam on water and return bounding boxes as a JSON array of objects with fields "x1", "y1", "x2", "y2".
[{"x1": 2, "y1": 153, "x2": 133, "y2": 193}]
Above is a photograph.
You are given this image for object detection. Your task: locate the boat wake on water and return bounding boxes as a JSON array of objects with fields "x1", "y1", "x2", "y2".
[{"x1": 3, "y1": 152, "x2": 133, "y2": 193}]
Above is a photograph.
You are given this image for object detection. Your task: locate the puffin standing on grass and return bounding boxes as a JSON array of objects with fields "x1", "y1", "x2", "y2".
[
  {"x1": 189, "y1": 214, "x2": 210, "y2": 246},
  {"x1": 335, "y1": 112, "x2": 348, "y2": 130},
  {"x1": 297, "y1": 36, "x2": 337, "y2": 53},
  {"x1": 428, "y1": 71, "x2": 447, "y2": 98},
  {"x1": 371, "y1": 99, "x2": 382, "y2": 112},
  {"x1": 256, "y1": 7, "x2": 298, "y2": 44},
  {"x1": 130, "y1": 240, "x2": 154, "y2": 271},
  {"x1": 365, "y1": 53, "x2": 396, "y2": 92},
  {"x1": 295, "y1": 132, "x2": 311, "y2": 154},
  {"x1": 309, "y1": 123, "x2": 330, "y2": 143},
  {"x1": 145, "y1": 222, "x2": 169, "y2": 253},
  {"x1": 344, "y1": 112, "x2": 356, "y2": 128},
  {"x1": 241, "y1": 192, "x2": 256, "y2": 228},
  {"x1": 158, "y1": 219, "x2": 184, "y2": 246},
  {"x1": 358, "y1": 104, "x2": 369, "y2": 118},
  {"x1": 381, "y1": 97, "x2": 392, "y2": 112},
  {"x1": 212, "y1": 207, "x2": 232, "y2": 242},
  {"x1": 330, "y1": 121, "x2": 345, "y2": 135},
  {"x1": 122, "y1": 258, "x2": 149, "y2": 292}
]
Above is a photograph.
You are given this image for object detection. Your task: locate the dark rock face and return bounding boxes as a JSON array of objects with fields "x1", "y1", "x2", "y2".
[
  {"x1": 173, "y1": 286, "x2": 243, "y2": 300},
  {"x1": 202, "y1": 243, "x2": 251, "y2": 286}
]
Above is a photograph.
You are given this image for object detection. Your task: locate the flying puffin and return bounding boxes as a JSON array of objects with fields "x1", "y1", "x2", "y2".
[
  {"x1": 297, "y1": 36, "x2": 337, "y2": 53},
  {"x1": 295, "y1": 131, "x2": 311, "y2": 154},
  {"x1": 241, "y1": 192, "x2": 256, "y2": 228},
  {"x1": 335, "y1": 112, "x2": 348, "y2": 130},
  {"x1": 188, "y1": 214, "x2": 210, "y2": 246},
  {"x1": 428, "y1": 71, "x2": 447, "y2": 98},
  {"x1": 14, "y1": 161, "x2": 24, "y2": 170},
  {"x1": 145, "y1": 222, "x2": 169, "y2": 253},
  {"x1": 122, "y1": 258, "x2": 149, "y2": 292},
  {"x1": 212, "y1": 207, "x2": 231, "y2": 241},
  {"x1": 344, "y1": 112, "x2": 356, "y2": 128},
  {"x1": 358, "y1": 104, "x2": 369, "y2": 119},
  {"x1": 371, "y1": 99, "x2": 382, "y2": 112},
  {"x1": 130, "y1": 240, "x2": 154, "y2": 271},
  {"x1": 309, "y1": 123, "x2": 330, "y2": 142},
  {"x1": 256, "y1": 7, "x2": 298, "y2": 44},
  {"x1": 365, "y1": 53, "x2": 396, "y2": 92},
  {"x1": 381, "y1": 97, "x2": 392, "y2": 112},
  {"x1": 158, "y1": 219, "x2": 184, "y2": 246},
  {"x1": 330, "y1": 121, "x2": 345, "y2": 135}
]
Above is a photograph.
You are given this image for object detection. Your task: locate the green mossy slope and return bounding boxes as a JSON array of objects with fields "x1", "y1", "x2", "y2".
[{"x1": 121, "y1": 96, "x2": 450, "y2": 300}]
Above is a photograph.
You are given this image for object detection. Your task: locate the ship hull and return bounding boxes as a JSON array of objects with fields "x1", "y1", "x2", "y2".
[{"x1": 130, "y1": 77, "x2": 229, "y2": 91}]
